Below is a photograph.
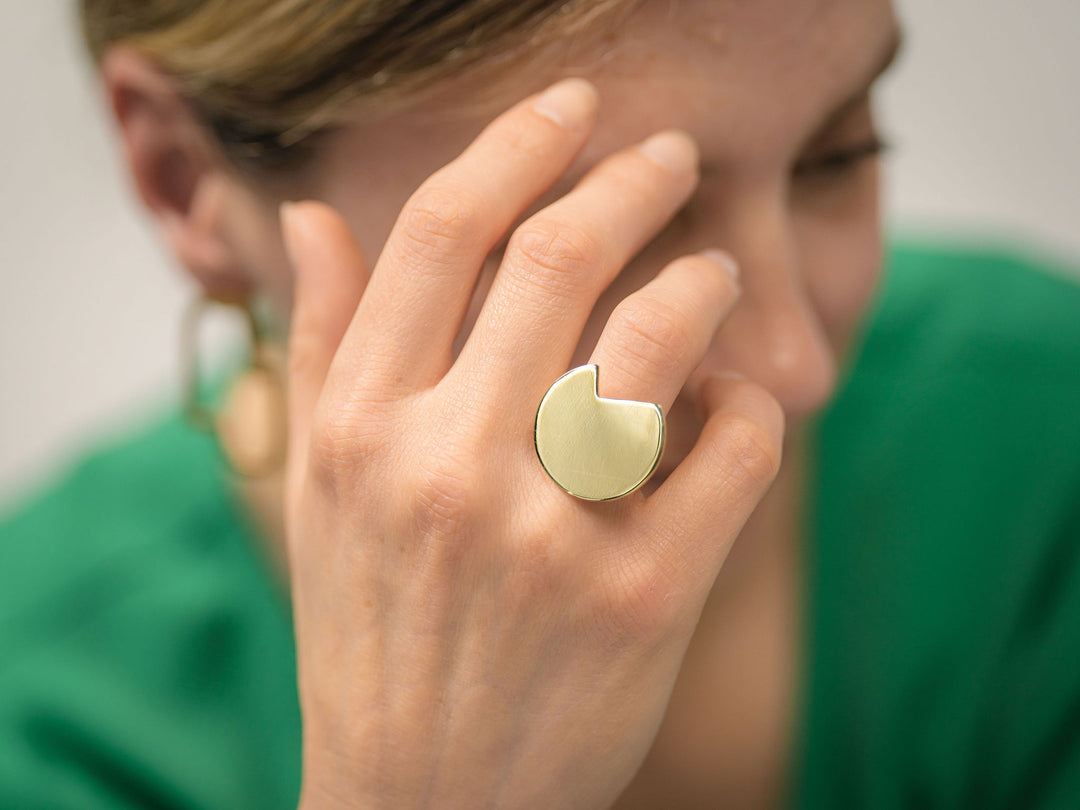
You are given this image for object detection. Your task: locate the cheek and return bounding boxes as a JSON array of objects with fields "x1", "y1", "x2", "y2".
[
  {"x1": 227, "y1": 195, "x2": 298, "y2": 319},
  {"x1": 795, "y1": 166, "x2": 885, "y2": 357}
]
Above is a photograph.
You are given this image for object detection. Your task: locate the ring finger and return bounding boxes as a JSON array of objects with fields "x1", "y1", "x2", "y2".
[
  {"x1": 588, "y1": 250, "x2": 742, "y2": 414},
  {"x1": 452, "y1": 129, "x2": 701, "y2": 400}
]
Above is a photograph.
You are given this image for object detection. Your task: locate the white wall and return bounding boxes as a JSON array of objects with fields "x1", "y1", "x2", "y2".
[
  {"x1": 881, "y1": 0, "x2": 1080, "y2": 260},
  {"x1": 1, "y1": 1, "x2": 191, "y2": 509},
  {"x1": 2, "y1": 0, "x2": 1079, "y2": 507}
]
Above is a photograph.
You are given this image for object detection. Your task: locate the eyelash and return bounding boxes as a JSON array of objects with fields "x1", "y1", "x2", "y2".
[{"x1": 793, "y1": 136, "x2": 891, "y2": 178}]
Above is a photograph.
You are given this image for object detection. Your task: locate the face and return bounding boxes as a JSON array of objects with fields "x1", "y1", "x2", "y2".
[{"x1": 231, "y1": 0, "x2": 900, "y2": 482}]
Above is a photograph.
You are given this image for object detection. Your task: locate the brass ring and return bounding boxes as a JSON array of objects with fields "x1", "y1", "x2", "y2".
[{"x1": 534, "y1": 364, "x2": 665, "y2": 501}]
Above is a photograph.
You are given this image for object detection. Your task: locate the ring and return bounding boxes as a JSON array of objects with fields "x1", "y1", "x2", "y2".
[{"x1": 534, "y1": 364, "x2": 665, "y2": 501}]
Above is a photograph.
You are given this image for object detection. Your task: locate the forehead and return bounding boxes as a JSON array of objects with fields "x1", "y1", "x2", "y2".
[
  {"x1": 320, "y1": 0, "x2": 898, "y2": 195},
  {"x1": 553, "y1": 0, "x2": 898, "y2": 160}
]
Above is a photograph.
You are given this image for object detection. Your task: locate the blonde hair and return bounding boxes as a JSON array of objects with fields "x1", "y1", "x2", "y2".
[{"x1": 80, "y1": 0, "x2": 638, "y2": 175}]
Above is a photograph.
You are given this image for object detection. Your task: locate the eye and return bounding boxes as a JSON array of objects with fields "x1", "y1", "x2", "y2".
[{"x1": 793, "y1": 135, "x2": 891, "y2": 179}]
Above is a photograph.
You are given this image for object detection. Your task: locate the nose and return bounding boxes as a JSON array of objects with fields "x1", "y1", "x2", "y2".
[
  {"x1": 734, "y1": 293, "x2": 838, "y2": 420},
  {"x1": 694, "y1": 195, "x2": 839, "y2": 421}
]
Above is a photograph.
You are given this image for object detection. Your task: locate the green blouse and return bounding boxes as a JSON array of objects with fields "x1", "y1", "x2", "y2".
[{"x1": 2, "y1": 240, "x2": 1079, "y2": 809}]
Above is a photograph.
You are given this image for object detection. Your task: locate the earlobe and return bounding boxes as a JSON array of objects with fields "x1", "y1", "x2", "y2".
[{"x1": 101, "y1": 47, "x2": 252, "y2": 302}]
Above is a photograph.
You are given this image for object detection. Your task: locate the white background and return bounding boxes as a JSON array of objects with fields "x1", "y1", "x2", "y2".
[{"x1": 2, "y1": 0, "x2": 1079, "y2": 508}]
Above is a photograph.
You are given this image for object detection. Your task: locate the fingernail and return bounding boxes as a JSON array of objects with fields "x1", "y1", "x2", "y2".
[
  {"x1": 717, "y1": 370, "x2": 746, "y2": 381},
  {"x1": 638, "y1": 130, "x2": 698, "y2": 174},
  {"x1": 699, "y1": 249, "x2": 740, "y2": 282},
  {"x1": 533, "y1": 78, "x2": 597, "y2": 129}
]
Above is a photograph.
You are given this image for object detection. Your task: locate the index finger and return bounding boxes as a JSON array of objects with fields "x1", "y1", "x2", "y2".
[{"x1": 328, "y1": 78, "x2": 599, "y2": 397}]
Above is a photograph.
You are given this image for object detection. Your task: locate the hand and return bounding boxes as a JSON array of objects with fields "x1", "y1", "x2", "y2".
[{"x1": 281, "y1": 77, "x2": 785, "y2": 810}]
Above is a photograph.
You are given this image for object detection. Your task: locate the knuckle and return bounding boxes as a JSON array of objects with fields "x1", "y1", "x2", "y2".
[
  {"x1": 609, "y1": 298, "x2": 692, "y2": 371},
  {"x1": 677, "y1": 253, "x2": 739, "y2": 301},
  {"x1": 491, "y1": 114, "x2": 554, "y2": 161},
  {"x1": 506, "y1": 528, "x2": 571, "y2": 600},
  {"x1": 594, "y1": 555, "x2": 681, "y2": 648},
  {"x1": 307, "y1": 404, "x2": 385, "y2": 483},
  {"x1": 715, "y1": 411, "x2": 783, "y2": 488},
  {"x1": 606, "y1": 155, "x2": 669, "y2": 200},
  {"x1": 508, "y1": 220, "x2": 603, "y2": 295},
  {"x1": 411, "y1": 448, "x2": 487, "y2": 538},
  {"x1": 398, "y1": 184, "x2": 483, "y2": 261}
]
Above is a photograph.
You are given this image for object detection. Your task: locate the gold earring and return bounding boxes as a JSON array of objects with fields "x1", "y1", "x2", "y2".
[{"x1": 182, "y1": 294, "x2": 287, "y2": 478}]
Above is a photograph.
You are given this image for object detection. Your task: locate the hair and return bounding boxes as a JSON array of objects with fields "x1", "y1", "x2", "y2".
[{"x1": 79, "y1": 0, "x2": 639, "y2": 177}]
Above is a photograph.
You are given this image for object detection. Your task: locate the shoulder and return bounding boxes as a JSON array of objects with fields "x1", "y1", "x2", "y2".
[
  {"x1": 859, "y1": 238, "x2": 1080, "y2": 380},
  {"x1": 826, "y1": 237, "x2": 1080, "y2": 492},
  {"x1": 802, "y1": 239, "x2": 1080, "y2": 808},
  {"x1": 822, "y1": 237, "x2": 1080, "y2": 579},
  {"x1": 0, "y1": 411, "x2": 301, "y2": 808},
  {"x1": 0, "y1": 411, "x2": 235, "y2": 624}
]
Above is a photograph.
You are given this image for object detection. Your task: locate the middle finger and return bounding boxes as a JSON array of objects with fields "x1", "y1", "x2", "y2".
[{"x1": 452, "y1": 129, "x2": 700, "y2": 402}]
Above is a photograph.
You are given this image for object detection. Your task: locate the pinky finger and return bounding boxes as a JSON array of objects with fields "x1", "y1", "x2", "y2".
[{"x1": 643, "y1": 374, "x2": 785, "y2": 591}]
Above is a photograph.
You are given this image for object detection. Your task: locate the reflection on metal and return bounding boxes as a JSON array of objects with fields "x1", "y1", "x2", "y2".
[{"x1": 534, "y1": 364, "x2": 665, "y2": 501}]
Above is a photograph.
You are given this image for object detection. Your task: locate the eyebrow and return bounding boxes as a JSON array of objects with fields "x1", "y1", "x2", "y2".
[{"x1": 811, "y1": 24, "x2": 905, "y2": 137}]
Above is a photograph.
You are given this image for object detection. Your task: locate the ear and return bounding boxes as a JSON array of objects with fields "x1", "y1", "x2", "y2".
[{"x1": 100, "y1": 47, "x2": 252, "y2": 302}]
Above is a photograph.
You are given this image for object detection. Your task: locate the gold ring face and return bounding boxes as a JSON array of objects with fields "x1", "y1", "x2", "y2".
[{"x1": 534, "y1": 365, "x2": 665, "y2": 501}]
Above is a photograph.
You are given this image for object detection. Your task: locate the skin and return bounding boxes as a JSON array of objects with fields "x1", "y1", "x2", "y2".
[{"x1": 101, "y1": 0, "x2": 900, "y2": 806}]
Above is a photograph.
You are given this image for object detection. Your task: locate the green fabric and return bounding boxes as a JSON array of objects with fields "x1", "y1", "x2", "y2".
[
  {"x1": 795, "y1": 241, "x2": 1080, "y2": 809},
  {"x1": 0, "y1": 420, "x2": 301, "y2": 808},
  {"x1": 1, "y1": 240, "x2": 1079, "y2": 808}
]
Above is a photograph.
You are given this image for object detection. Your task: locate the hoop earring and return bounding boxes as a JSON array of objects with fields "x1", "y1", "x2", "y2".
[{"x1": 182, "y1": 295, "x2": 287, "y2": 478}]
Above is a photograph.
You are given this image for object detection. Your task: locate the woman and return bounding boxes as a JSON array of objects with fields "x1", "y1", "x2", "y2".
[{"x1": 2, "y1": 0, "x2": 1079, "y2": 807}]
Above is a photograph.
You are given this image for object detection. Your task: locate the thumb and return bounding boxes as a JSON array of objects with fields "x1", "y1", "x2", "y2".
[{"x1": 280, "y1": 200, "x2": 369, "y2": 497}]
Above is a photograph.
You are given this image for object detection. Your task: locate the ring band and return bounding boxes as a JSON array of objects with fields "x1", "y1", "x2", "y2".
[{"x1": 534, "y1": 364, "x2": 665, "y2": 501}]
